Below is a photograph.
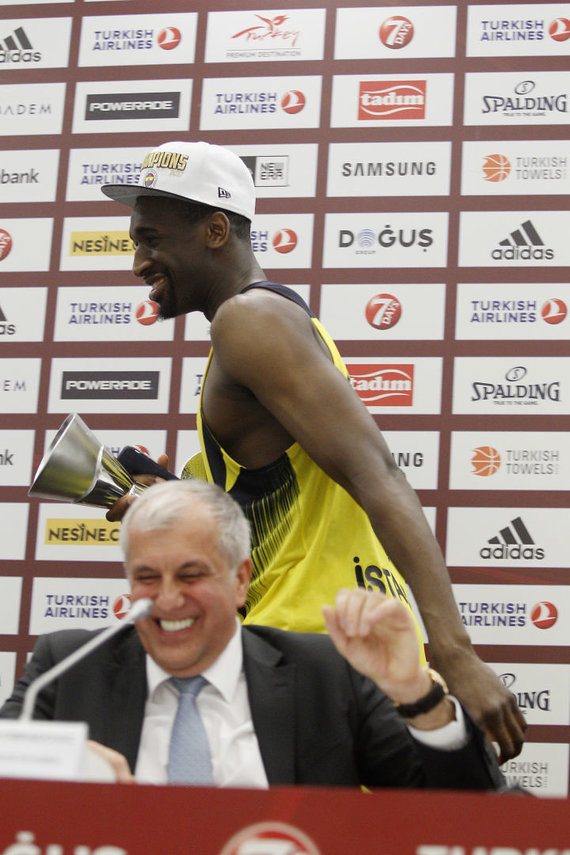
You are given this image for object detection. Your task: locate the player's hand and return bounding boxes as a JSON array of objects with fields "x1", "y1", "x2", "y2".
[
  {"x1": 106, "y1": 453, "x2": 169, "y2": 522},
  {"x1": 432, "y1": 649, "x2": 527, "y2": 763}
]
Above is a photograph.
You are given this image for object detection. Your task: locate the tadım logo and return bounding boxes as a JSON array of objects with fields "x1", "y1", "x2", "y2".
[
  {"x1": 70, "y1": 231, "x2": 135, "y2": 257},
  {"x1": 549, "y1": 18, "x2": 570, "y2": 41},
  {"x1": 482, "y1": 153, "x2": 511, "y2": 182},
  {"x1": 365, "y1": 293, "x2": 402, "y2": 330},
  {"x1": 136, "y1": 300, "x2": 160, "y2": 325},
  {"x1": 281, "y1": 90, "x2": 305, "y2": 114},
  {"x1": 492, "y1": 219, "x2": 554, "y2": 262},
  {"x1": 480, "y1": 515, "x2": 544, "y2": 561},
  {"x1": 349, "y1": 364, "x2": 414, "y2": 406},
  {"x1": 0, "y1": 229, "x2": 13, "y2": 261},
  {"x1": 530, "y1": 601, "x2": 558, "y2": 629},
  {"x1": 471, "y1": 446, "x2": 501, "y2": 476},
  {"x1": 272, "y1": 228, "x2": 297, "y2": 253},
  {"x1": 379, "y1": 15, "x2": 414, "y2": 49},
  {"x1": 541, "y1": 298, "x2": 567, "y2": 325},
  {"x1": 157, "y1": 27, "x2": 182, "y2": 50},
  {"x1": 358, "y1": 80, "x2": 426, "y2": 120}
]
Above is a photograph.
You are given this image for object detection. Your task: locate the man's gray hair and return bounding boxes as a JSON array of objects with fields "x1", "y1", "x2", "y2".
[{"x1": 120, "y1": 479, "x2": 251, "y2": 571}]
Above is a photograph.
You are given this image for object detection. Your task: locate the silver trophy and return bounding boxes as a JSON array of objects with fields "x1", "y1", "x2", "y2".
[{"x1": 28, "y1": 413, "x2": 146, "y2": 509}]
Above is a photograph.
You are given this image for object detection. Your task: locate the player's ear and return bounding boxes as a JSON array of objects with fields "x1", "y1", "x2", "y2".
[{"x1": 206, "y1": 211, "x2": 231, "y2": 248}]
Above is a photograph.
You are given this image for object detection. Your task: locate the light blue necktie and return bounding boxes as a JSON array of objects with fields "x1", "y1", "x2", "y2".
[{"x1": 167, "y1": 675, "x2": 214, "y2": 785}]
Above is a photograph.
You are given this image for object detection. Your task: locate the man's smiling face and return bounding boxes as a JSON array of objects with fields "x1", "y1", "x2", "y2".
[{"x1": 126, "y1": 502, "x2": 250, "y2": 677}]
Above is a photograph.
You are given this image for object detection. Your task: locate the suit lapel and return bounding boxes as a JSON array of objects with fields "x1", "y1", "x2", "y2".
[
  {"x1": 102, "y1": 628, "x2": 147, "y2": 771},
  {"x1": 242, "y1": 629, "x2": 296, "y2": 785}
]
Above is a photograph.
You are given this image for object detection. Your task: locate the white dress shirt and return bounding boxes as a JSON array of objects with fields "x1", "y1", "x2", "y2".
[{"x1": 134, "y1": 621, "x2": 467, "y2": 785}]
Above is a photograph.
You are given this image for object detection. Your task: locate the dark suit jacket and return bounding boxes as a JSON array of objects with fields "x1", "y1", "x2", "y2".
[{"x1": 0, "y1": 624, "x2": 504, "y2": 790}]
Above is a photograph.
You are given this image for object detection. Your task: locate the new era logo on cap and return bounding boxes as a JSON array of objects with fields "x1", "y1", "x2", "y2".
[{"x1": 101, "y1": 140, "x2": 255, "y2": 221}]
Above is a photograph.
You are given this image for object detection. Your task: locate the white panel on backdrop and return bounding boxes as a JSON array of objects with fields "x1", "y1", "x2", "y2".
[
  {"x1": 330, "y1": 74, "x2": 454, "y2": 128},
  {"x1": 29, "y1": 578, "x2": 133, "y2": 632},
  {"x1": 34, "y1": 505, "x2": 123, "y2": 563},
  {"x1": 464, "y1": 71, "x2": 570, "y2": 125},
  {"x1": 461, "y1": 140, "x2": 570, "y2": 196},
  {"x1": 250, "y1": 214, "x2": 313, "y2": 268},
  {"x1": 185, "y1": 284, "x2": 311, "y2": 342},
  {"x1": 59, "y1": 217, "x2": 133, "y2": 271},
  {"x1": 54, "y1": 286, "x2": 175, "y2": 342},
  {"x1": 0, "y1": 220, "x2": 52, "y2": 272},
  {"x1": 205, "y1": 9, "x2": 326, "y2": 62},
  {"x1": 447, "y1": 507, "x2": 570, "y2": 568},
  {"x1": 0, "y1": 431, "x2": 35, "y2": 487},
  {"x1": 175, "y1": 430, "x2": 201, "y2": 478},
  {"x1": 0, "y1": 17, "x2": 72, "y2": 68},
  {"x1": 0, "y1": 359, "x2": 41, "y2": 414},
  {"x1": 381, "y1": 432, "x2": 440, "y2": 491},
  {"x1": 72, "y1": 79, "x2": 192, "y2": 134},
  {"x1": 327, "y1": 141, "x2": 451, "y2": 197},
  {"x1": 0, "y1": 287, "x2": 47, "y2": 340},
  {"x1": 343, "y1": 357, "x2": 442, "y2": 414},
  {"x1": 200, "y1": 76, "x2": 322, "y2": 130},
  {"x1": 452, "y1": 357, "x2": 570, "y2": 415},
  {"x1": 78, "y1": 13, "x2": 197, "y2": 66},
  {"x1": 452, "y1": 584, "x2": 569, "y2": 645},
  {"x1": 500, "y1": 743, "x2": 569, "y2": 798},
  {"x1": 0, "y1": 578, "x2": 22, "y2": 635},
  {"x1": 467, "y1": 5, "x2": 570, "y2": 57},
  {"x1": 455, "y1": 283, "x2": 569, "y2": 340},
  {"x1": 0, "y1": 83, "x2": 65, "y2": 135},
  {"x1": 179, "y1": 357, "x2": 209, "y2": 415},
  {"x1": 0, "y1": 151, "x2": 59, "y2": 202},
  {"x1": 334, "y1": 6, "x2": 456, "y2": 58},
  {"x1": 323, "y1": 213, "x2": 448, "y2": 268},
  {"x1": 319, "y1": 283, "x2": 445, "y2": 340},
  {"x1": 458, "y1": 211, "x2": 570, "y2": 267},
  {"x1": 487, "y1": 663, "x2": 570, "y2": 726},
  {"x1": 0, "y1": 505, "x2": 29, "y2": 560},
  {"x1": 0, "y1": 653, "x2": 17, "y2": 707},
  {"x1": 449, "y1": 431, "x2": 570, "y2": 491},
  {"x1": 229, "y1": 144, "x2": 318, "y2": 199},
  {"x1": 47, "y1": 357, "x2": 172, "y2": 414}
]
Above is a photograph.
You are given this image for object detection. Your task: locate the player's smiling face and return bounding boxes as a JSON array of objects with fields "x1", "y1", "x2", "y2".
[{"x1": 127, "y1": 504, "x2": 250, "y2": 677}]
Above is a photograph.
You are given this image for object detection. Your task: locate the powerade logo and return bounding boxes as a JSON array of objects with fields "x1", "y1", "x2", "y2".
[
  {"x1": 61, "y1": 371, "x2": 159, "y2": 399},
  {"x1": 85, "y1": 92, "x2": 180, "y2": 120}
]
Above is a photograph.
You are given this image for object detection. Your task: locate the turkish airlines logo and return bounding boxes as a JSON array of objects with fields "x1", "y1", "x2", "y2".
[
  {"x1": 272, "y1": 229, "x2": 297, "y2": 253},
  {"x1": 157, "y1": 27, "x2": 182, "y2": 50},
  {"x1": 541, "y1": 298, "x2": 567, "y2": 325},
  {"x1": 531, "y1": 601, "x2": 558, "y2": 629},
  {"x1": 349, "y1": 364, "x2": 414, "y2": 406},
  {"x1": 219, "y1": 822, "x2": 321, "y2": 855},
  {"x1": 549, "y1": 18, "x2": 570, "y2": 41},
  {"x1": 281, "y1": 90, "x2": 305, "y2": 114},
  {"x1": 0, "y1": 229, "x2": 12, "y2": 261},
  {"x1": 471, "y1": 446, "x2": 501, "y2": 476},
  {"x1": 113, "y1": 594, "x2": 132, "y2": 619},
  {"x1": 136, "y1": 300, "x2": 160, "y2": 325},
  {"x1": 365, "y1": 293, "x2": 402, "y2": 330},
  {"x1": 358, "y1": 81, "x2": 426, "y2": 120},
  {"x1": 482, "y1": 153, "x2": 511, "y2": 182},
  {"x1": 379, "y1": 16, "x2": 414, "y2": 49}
]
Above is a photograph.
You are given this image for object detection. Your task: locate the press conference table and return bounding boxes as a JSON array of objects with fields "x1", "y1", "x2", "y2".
[{"x1": 0, "y1": 779, "x2": 568, "y2": 855}]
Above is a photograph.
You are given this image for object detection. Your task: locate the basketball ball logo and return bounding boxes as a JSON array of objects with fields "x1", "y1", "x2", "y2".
[
  {"x1": 471, "y1": 446, "x2": 501, "y2": 477},
  {"x1": 482, "y1": 154, "x2": 511, "y2": 182}
]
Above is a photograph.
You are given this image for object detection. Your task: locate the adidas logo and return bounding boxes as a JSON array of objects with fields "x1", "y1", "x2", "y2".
[
  {"x1": 0, "y1": 27, "x2": 41, "y2": 64},
  {"x1": 480, "y1": 515, "x2": 545, "y2": 561},
  {"x1": 491, "y1": 219, "x2": 554, "y2": 262},
  {"x1": 0, "y1": 305, "x2": 15, "y2": 336}
]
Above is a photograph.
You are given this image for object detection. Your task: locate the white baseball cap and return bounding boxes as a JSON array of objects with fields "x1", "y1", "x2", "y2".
[{"x1": 101, "y1": 140, "x2": 256, "y2": 221}]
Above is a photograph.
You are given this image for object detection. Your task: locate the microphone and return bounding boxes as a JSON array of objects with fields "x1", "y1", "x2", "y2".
[
  {"x1": 20, "y1": 598, "x2": 153, "y2": 722},
  {"x1": 116, "y1": 446, "x2": 178, "y2": 481}
]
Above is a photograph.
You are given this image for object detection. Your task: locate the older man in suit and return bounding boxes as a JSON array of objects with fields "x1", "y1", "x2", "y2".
[{"x1": 1, "y1": 480, "x2": 503, "y2": 790}]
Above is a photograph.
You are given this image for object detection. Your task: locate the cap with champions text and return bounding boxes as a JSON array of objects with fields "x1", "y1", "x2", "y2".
[{"x1": 101, "y1": 140, "x2": 256, "y2": 221}]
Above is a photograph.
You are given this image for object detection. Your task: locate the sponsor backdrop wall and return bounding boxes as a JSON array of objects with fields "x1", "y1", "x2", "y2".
[{"x1": 1, "y1": 0, "x2": 569, "y2": 794}]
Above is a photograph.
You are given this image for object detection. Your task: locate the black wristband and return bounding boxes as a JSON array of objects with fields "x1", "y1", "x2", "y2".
[{"x1": 394, "y1": 669, "x2": 448, "y2": 718}]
